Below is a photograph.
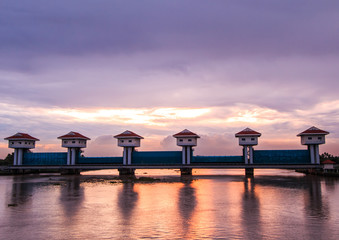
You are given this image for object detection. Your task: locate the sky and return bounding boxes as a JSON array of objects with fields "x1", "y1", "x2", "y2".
[{"x1": 1, "y1": 0, "x2": 339, "y2": 158}]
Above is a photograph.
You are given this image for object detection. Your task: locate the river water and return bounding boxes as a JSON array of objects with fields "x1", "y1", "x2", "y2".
[{"x1": 1, "y1": 169, "x2": 339, "y2": 240}]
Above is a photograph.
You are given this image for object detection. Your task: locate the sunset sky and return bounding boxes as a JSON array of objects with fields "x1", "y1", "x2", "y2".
[{"x1": 1, "y1": 0, "x2": 339, "y2": 158}]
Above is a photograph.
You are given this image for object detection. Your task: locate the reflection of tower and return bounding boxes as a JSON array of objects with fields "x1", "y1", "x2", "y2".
[
  {"x1": 303, "y1": 176, "x2": 330, "y2": 239},
  {"x1": 60, "y1": 176, "x2": 84, "y2": 218},
  {"x1": 173, "y1": 129, "x2": 200, "y2": 165},
  {"x1": 178, "y1": 178, "x2": 197, "y2": 238},
  {"x1": 241, "y1": 176, "x2": 261, "y2": 240},
  {"x1": 297, "y1": 126, "x2": 329, "y2": 164},
  {"x1": 235, "y1": 128, "x2": 261, "y2": 165},
  {"x1": 4, "y1": 133, "x2": 39, "y2": 165},
  {"x1": 9, "y1": 176, "x2": 35, "y2": 205},
  {"x1": 304, "y1": 176, "x2": 328, "y2": 219},
  {"x1": 58, "y1": 131, "x2": 90, "y2": 165},
  {"x1": 117, "y1": 182, "x2": 139, "y2": 221}
]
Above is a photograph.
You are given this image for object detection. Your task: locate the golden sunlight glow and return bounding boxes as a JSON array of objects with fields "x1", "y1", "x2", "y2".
[{"x1": 50, "y1": 107, "x2": 210, "y2": 126}]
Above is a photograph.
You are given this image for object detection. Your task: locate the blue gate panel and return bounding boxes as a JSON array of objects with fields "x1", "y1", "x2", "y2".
[
  {"x1": 23, "y1": 152, "x2": 67, "y2": 165},
  {"x1": 77, "y1": 157, "x2": 123, "y2": 164},
  {"x1": 253, "y1": 150, "x2": 310, "y2": 164},
  {"x1": 132, "y1": 151, "x2": 182, "y2": 165},
  {"x1": 192, "y1": 156, "x2": 244, "y2": 163}
]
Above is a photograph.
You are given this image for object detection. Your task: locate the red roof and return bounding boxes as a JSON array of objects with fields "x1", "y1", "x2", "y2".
[
  {"x1": 114, "y1": 130, "x2": 144, "y2": 139},
  {"x1": 322, "y1": 160, "x2": 336, "y2": 164},
  {"x1": 173, "y1": 129, "x2": 200, "y2": 138},
  {"x1": 4, "y1": 133, "x2": 40, "y2": 141},
  {"x1": 235, "y1": 128, "x2": 261, "y2": 137},
  {"x1": 57, "y1": 131, "x2": 90, "y2": 140},
  {"x1": 297, "y1": 126, "x2": 329, "y2": 136}
]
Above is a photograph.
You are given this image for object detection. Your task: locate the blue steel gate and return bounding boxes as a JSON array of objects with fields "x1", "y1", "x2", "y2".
[{"x1": 253, "y1": 150, "x2": 310, "y2": 164}]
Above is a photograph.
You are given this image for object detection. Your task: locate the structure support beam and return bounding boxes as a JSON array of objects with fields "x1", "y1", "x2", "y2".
[
  {"x1": 180, "y1": 168, "x2": 192, "y2": 175},
  {"x1": 245, "y1": 168, "x2": 254, "y2": 176},
  {"x1": 244, "y1": 146, "x2": 248, "y2": 164},
  {"x1": 13, "y1": 149, "x2": 18, "y2": 166},
  {"x1": 67, "y1": 148, "x2": 71, "y2": 165},
  {"x1": 118, "y1": 168, "x2": 135, "y2": 176},
  {"x1": 315, "y1": 145, "x2": 320, "y2": 164},
  {"x1": 309, "y1": 145, "x2": 315, "y2": 164}
]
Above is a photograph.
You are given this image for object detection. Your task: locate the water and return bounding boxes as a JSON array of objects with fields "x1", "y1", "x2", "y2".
[{"x1": 1, "y1": 169, "x2": 339, "y2": 240}]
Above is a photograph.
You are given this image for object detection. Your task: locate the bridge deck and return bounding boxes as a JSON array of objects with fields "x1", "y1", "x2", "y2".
[{"x1": 6, "y1": 164, "x2": 322, "y2": 170}]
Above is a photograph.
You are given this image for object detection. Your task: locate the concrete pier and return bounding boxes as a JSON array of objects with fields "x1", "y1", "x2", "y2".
[
  {"x1": 245, "y1": 168, "x2": 254, "y2": 176},
  {"x1": 118, "y1": 168, "x2": 135, "y2": 176},
  {"x1": 180, "y1": 168, "x2": 192, "y2": 176}
]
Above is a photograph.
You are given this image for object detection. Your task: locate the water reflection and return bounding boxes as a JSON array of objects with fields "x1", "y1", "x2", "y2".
[
  {"x1": 59, "y1": 176, "x2": 84, "y2": 218},
  {"x1": 117, "y1": 182, "x2": 139, "y2": 221},
  {"x1": 178, "y1": 176, "x2": 197, "y2": 238},
  {"x1": 9, "y1": 176, "x2": 35, "y2": 206},
  {"x1": 241, "y1": 176, "x2": 262, "y2": 240}
]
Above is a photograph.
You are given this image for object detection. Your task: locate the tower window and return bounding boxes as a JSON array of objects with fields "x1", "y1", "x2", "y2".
[
  {"x1": 251, "y1": 138, "x2": 255, "y2": 141},
  {"x1": 64, "y1": 141, "x2": 68, "y2": 144},
  {"x1": 308, "y1": 137, "x2": 312, "y2": 140},
  {"x1": 188, "y1": 139, "x2": 192, "y2": 142},
  {"x1": 11, "y1": 142, "x2": 14, "y2": 145},
  {"x1": 318, "y1": 137, "x2": 322, "y2": 140},
  {"x1": 72, "y1": 141, "x2": 75, "y2": 143},
  {"x1": 128, "y1": 140, "x2": 132, "y2": 143},
  {"x1": 242, "y1": 138, "x2": 246, "y2": 141},
  {"x1": 18, "y1": 142, "x2": 21, "y2": 144},
  {"x1": 179, "y1": 139, "x2": 183, "y2": 142},
  {"x1": 121, "y1": 140, "x2": 124, "y2": 143}
]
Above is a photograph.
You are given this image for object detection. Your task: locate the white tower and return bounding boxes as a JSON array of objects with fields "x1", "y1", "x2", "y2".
[
  {"x1": 114, "y1": 130, "x2": 144, "y2": 165},
  {"x1": 235, "y1": 128, "x2": 261, "y2": 164},
  {"x1": 173, "y1": 129, "x2": 200, "y2": 165},
  {"x1": 4, "y1": 133, "x2": 40, "y2": 166},
  {"x1": 58, "y1": 131, "x2": 90, "y2": 165},
  {"x1": 297, "y1": 126, "x2": 329, "y2": 164}
]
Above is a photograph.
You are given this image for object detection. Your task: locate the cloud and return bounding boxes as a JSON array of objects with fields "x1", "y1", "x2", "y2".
[{"x1": 1, "y1": 1, "x2": 339, "y2": 158}]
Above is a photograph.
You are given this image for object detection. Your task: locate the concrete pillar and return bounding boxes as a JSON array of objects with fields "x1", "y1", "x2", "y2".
[
  {"x1": 249, "y1": 146, "x2": 253, "y2": 164},
  {"x1": 17, "y1": 149, "x2": 23, "y2": 165},
  {"x1": 123, "y1": 148, "x2": 127, "y2": 165},
  {"x1": 315, "y1": 145, "x2": 320, "y2": 164},
  {"x1": 67, "y1": 148, "x2": 71, "y2": 165},
  {"x1": 244, "y1": 146, "x2": 248, "y2": 164},
  {"x1": 71, "y1": 148, "x2": 76, "y2": 165},
  {"x1": 245, "y1": 168, "x2": 254, "y2": 176},
  {"x1": 13, "y1": 149, "x2": 18, "y2": 166},
  {"x1": 182, "y1": 147, "x2": 186, "y2": 164},
  {"x1": 118, "y1": 168, "x2": 135, "y2": 176},
  {"x1": 127, "y1": 147, "x2": 133, "y2": 165},
  {"x1": 187, "y1": 147, "x2": 191, "y2": 165},
  {"x1": 180, "y1": 168, "x2": 192, "y2": 175},
  {"x1": 309, "y1": 145, "x2": 315, "y2": 164}
]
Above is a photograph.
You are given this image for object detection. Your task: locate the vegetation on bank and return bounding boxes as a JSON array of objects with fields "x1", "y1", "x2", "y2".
[
  {"x1": 320, "y1": 152, "x2": 339, "y2": 163},
  {"x1": 0, "y1": 153, "x2": 13, "y2": 166}
]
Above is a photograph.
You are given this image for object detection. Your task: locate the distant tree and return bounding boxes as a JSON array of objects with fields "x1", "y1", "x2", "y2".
[
  {"x1": 320, "y1": 152, "x2": 339, "y2": 163},
  {"x1": 0, "y1": 153, "x2": 14, "y2": 165}
]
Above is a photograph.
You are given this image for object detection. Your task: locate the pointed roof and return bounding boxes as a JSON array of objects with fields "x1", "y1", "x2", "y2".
[
  {"x1": 322, "y1": 160, "x2": 336, "y2": 164},
  {"x1": 4, "y1": 133, "x2": 40, "y2": 141},
  {"x1": 297, "y1": 126, "x2": 329, "y2": 136},
  {"x1": 114, "y1": 130, "x2": 144, "y2": 139},
  {"x1": 235, "y1": 128, "x2": 261, "y2": 137},
  {"x1": 173, "y1": 129, "x2": 200, "y2": 138},
  {"x1": 57, "y1": 131, "x2": 90, "y2": 140}
]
